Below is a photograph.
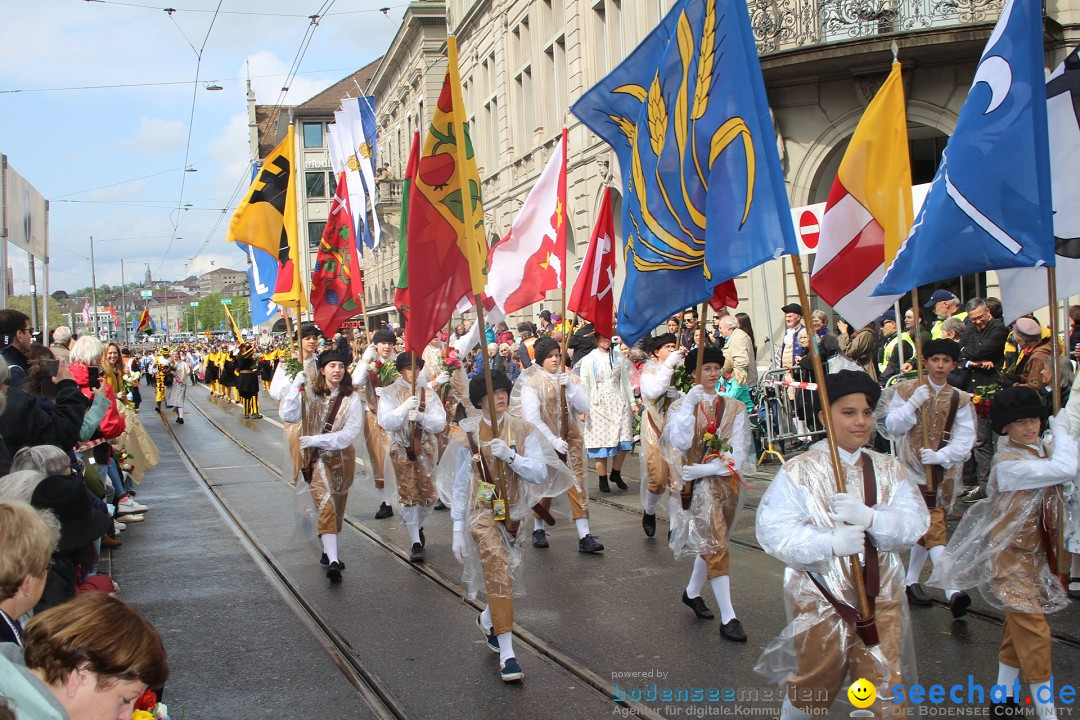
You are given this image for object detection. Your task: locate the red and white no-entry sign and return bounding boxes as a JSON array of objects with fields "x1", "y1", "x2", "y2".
[{"x1": 798, "y1": 210, "x2": 820, "y2": 249}]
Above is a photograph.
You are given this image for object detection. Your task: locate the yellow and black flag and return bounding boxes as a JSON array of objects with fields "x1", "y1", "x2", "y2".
[
  {"x1": 221, "y1": 301, "x2": 243, "y2": 341},
  {"x1": 227, "y1": 125, "x2": 307, "y2": 310}
]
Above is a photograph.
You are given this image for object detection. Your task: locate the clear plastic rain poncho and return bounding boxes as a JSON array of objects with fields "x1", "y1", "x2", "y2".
[
  {"x1": 270, "y1": 357, "x2": 319, "y2": 485},
  {"x1": 511, "y1": 364, "x2": 590, "y2": 516},
  {"x1": 637, "y1": 359, "x2": 683, "y2": 506},
  {"x1": 661, "y1": 390, "x2": 754, "y2": 559},
  {"x1": 874, "y1": 379, "x2": 975, "y2": 512},
  {"x1": 929, "y1": 432, "x2": 1077, "y2": 614},
  {"x1": 754, "y1": 443, "x2": 929, "y2": 711},
  {"x1": 377, "y1": 375, "x2": 447, "y2": 509},
  {"x1": 435, "y1": 413, "x2": 574, "y2": 599},
  {"x1": 278, "y1": 378, "x2": 366, "y2": 546}
]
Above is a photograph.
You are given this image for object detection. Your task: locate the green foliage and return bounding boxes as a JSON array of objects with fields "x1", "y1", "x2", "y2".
[{"x1": 7, "y1": 294, "x2": 65, "y2": 328}]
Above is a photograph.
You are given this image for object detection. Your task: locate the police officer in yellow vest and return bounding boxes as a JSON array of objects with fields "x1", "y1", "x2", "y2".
[
  {"x1": 925, "y1": 290, "x2": 967, "y2": 340},
  {"x1": 877, "y1": 309, "x2": 916, "y2": 384}
]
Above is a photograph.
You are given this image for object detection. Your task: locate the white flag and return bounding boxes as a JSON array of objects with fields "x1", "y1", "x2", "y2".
[{"x1": 998, "y1": 44, "x2": 1080, "y2": 323}]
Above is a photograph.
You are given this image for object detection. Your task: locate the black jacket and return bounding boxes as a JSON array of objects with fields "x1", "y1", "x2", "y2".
[
  {"x1": 1, "y1": 345, "x2": 28, "y2": 391},
  {"x1": 0, "y1": 379, "x2": 87, "y2": 474},
  {"x1": 960, "y1": 318, "x2": 1008, "y2": 390}
]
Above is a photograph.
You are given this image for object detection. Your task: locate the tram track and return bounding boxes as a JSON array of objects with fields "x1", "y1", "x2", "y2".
[
  {"x1": 590, "y1": 486, "x2": 1080, "y2": 650},
  {"x1": 172, "y1": 391, "x2": 666, "y2": 720},
  {"x1": 158, "y1": 405, "x2": 412, "y2": 720}
]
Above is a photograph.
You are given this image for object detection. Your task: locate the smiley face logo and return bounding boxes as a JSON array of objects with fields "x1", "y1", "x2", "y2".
[{"x1": 847, "y1": 678, "x2": 876, "y2": 709}]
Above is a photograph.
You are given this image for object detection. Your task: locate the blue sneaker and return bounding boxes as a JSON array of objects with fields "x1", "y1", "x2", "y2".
[
  {"x1": 476, "y1": 613, "x2": 498, "y2": 653},
  {"x1": 499, "y1": 657, "x2": 523, "y2": 682}
]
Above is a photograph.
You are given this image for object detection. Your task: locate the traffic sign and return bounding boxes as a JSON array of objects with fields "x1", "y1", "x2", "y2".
[
  {"x1": 798, "y1": 210, "x2": 820, "y2": 250},
  {"x1": 190, "y1": 301, "x2": 200, "y2": 307},
  {"x1": 140, "y1": 290, "x2": 152, "y2": 297},
  {"x1": 222, "y1": 298, "x2": 232, "y2": 305}
]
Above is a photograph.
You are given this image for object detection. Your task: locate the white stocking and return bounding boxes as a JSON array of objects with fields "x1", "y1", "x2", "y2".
[
  {"x1": 709, "y1": 574, "x2": 737, "y2": 624},
  {"x1": 644, "y1": 490, "x2": 664, "y2": 514},
  {"x1": 496, "y1": 632, "x2": 515, "y2": 663},
  {"x1": 320, "y1": 533, "x2": 339, "y2": 564},
  {"x1": 575, "y1": 518, "x2": 590, "y2": 539},
  {"x1": 905, "y1": 544, "x2": 929, "y2": 586},
  {"x1": 685, "y1": 556, "x2": 707, "y2": 599}
]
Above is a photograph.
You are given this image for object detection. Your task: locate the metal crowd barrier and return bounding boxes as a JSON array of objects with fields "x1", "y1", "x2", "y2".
[{"x1": 755, "y1": 367, "x2": 827, "y2": 465}]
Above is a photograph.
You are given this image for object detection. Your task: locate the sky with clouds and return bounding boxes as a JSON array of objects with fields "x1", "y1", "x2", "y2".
[{"x1": 0, "y1": 0, "x2": 405, "y2": 296}]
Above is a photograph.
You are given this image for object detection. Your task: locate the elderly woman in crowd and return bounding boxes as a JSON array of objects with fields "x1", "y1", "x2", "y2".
[
  {"x1": 0, "y1": 470, "x2": 46, "y2": 503},
  {"x1": 0, "y1": 500, "x2": 60, "y2": 645},
  {"x1": 0, "y1": 593, "x2": 168, "y2": 720}
]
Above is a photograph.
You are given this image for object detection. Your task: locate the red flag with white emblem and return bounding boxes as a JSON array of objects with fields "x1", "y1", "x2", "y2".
[{"x1": 568, "y1": 187, "x2": 616, "y2": 339}]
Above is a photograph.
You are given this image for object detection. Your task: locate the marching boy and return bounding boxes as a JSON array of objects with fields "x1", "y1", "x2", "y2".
[{"x1": 756, "y1": 370, "x2": 928, "y2": 718}]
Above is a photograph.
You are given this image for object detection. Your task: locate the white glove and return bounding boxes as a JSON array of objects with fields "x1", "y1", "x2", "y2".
[
  {"x1": 434, "y1": 371, "x2": 451, "y2": 385},
  {"x1": 684, "y1": 384, "x2": 707, "y2": 407},
  {"x1": 400, "y1": 396, "x2": 421, "y2": 413},
  {"x1": 664, "y1": 349, "x2": 686, "y2": 369},
  {"x1": 919, "y1": 448, "x2": 946, "y2": 466},
  {"x1": 1049, "y1": 408, "x2": 1069, "y2": 438},
  {"x1": 831, "y1": 524, "x2": 866, "y2": 557},
  {"x1": 362, "y1": 344, "x2": 378, "y2": 363},
  {"x1": 557, "y1": 372, "x2": 571, "y2": 386},
  {"x1": 681, "y1": 462, "x2": 717, "y2": 482},
  {"x1": 299, "y1": 436, "x2": 314, "y2": 449},
  {"x1": 488, "y1": 439, "x2": 514, "y2": 462},
  {"x1": 665, "y1": 386, "x2": 679, "y2": 398},
  {"x1": 408, "y1": 409, "x2": 419, "y2": 422},
  {"x1": 374, "y1": 387, "x2": 383, "y2": 397},
  {"x1": 291, "y1": 372, "x2": 306, "y2": 388},
  {"x1": 551, "y1": 437, "x2": 569, "y2": 455},
  {"x1": 452, "y1": 531, "x2": 467, "y2": 562},
  {"x1": 828, "y1": 492, "x2": 875, "y2": 528},
  {"x1": 908, "y1": 384, "x2": 931, "y2": 409}
]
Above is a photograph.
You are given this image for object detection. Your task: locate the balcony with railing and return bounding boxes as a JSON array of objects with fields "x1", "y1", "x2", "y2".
[
  {"x1": 750, "y1": 0, "x2": 1008, "y2": 55},
  {"x1": 375, "y1": 178, "x2": 403, "y2": 209}
]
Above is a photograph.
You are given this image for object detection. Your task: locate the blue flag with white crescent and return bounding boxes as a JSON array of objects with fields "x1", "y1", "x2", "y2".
[
  {"x1": 873, "y1": 0, "x2": 1053, "y2": 296},
  {"x1": 234, "y1": 161, "x2": 279, "y2": 327},
  {"x1": 571, "y1": 0, "x2": 797, "y2": 346}
]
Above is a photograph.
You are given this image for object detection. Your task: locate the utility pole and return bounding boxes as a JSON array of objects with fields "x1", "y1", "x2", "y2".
[
  {"x1": 27, "y1": 254, "x2": 38, "y2": 333},
  {"x1": 89, "y1": 235, "x2": 99, "y2": 338},
  {"x1": 120, "y1": 259, "x2": 127, "y2": 343}
]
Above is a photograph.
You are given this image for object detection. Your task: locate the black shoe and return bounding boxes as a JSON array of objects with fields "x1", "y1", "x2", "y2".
[
  {"x1": 642, "y1": 512, "x2": 657, "y2": 537},
  {"x1": 949, "y1": 590, "x2": 971, "y2": 619},
  {"x1": 532, "y1": 529, "x2": 549, "y2": 548},
  {"x1": 319, "y1": 553, "x2": 345, "y2": 570},
  {"x1": 250, "y1": 413, "x2": 263, "y2": 419},
  {"x1": 578, "y1": 534, "x2": 604, "y2": 553},
  {"x1": 154, "y1": 406, "x2": 161, "y2": 413},
  {"x1": 499, "y1": 657, "x2": 523, "y2": 682},
  {"x1": 991, "y1": 698, "x2": 1019, "y2": 718},
  {"x1": 419, "y1": 527, "x2": 426, "y2": 548},
  {"x1": 409, "y1": 542, "x2": 425, "y2": 563},
  {"x1": 610, "y1": 470, "x2": 628, "y2": 490},
  {"x1": 906, "y1": 583, "x2": 933, "y2": 606},
  {"x1": 175, "y1": 417, "x2": 184, "y2": 424},
  {"x1": 476, "y1": 614, "x2": 499, "y2": 653},
  {"x1": 598, "y1": 476, "x2": 611, "y2": 493},
  {"x1": 681, "y1": 590, "x2": 714, "y2": 619},
  {"x1": 1069, "y1": 578, "x2": 1080, "y2": 600},
  {"x1": 962, "y1": 487, "x2": 987, "y2": 503},
  {"x1": 719, "y1": 618, "x2": 747, "y2": 643},
  {"x1": 326, "y1": 561, "x2": 343, "y2": 583},
  {"x1": 434, "y1": 498, "x2": 447, "y2": 510},
  {"x1": 374, "y1": 502, "x2": 394, "y2": 519},
  {"x1": 242, "y1": 414, "x2": 251, "y2": 419}
]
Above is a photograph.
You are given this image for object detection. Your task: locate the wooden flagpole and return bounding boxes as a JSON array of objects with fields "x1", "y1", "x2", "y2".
[
  {"x1": 789, "y1": 254, "x2": 871, "y2": 621},
  {"x1": 295, "y1": 299, "x2": 307, "y2": 482},
  {"x1": 694, "y1": 302, "x2": 709, "y2": 385},
  {"x1": 1047, "y1": 267, "x2": 1067, "y2": 584}
]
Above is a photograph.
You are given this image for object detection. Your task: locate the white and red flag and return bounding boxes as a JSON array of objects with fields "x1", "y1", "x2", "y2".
[
  {"x1": 485, "y1": 128, "x2": 567, "y2": 315},
  {"x1": 810, "y1": 61, "x2": 910, "y2": 328},
  {"x1": 568, "y1": 187, "x2": 617, "y2": 339}
]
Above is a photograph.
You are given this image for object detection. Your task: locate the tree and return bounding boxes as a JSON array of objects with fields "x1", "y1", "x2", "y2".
[{"x1": 8, "y1": 295, "x2": 66, "y2": 333}]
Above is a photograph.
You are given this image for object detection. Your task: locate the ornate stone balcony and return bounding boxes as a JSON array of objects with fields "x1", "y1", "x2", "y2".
[{"x1": 750, "y1": 0, "x2": 1008, "y2": 55}]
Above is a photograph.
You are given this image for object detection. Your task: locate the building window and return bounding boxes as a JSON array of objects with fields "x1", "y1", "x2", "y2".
[
  {"x1": 514, "y1": 68, "x2": 534, "y2": 149},
  {"x1": 302, "y1": 123, "x2": 324, "y2": 149},
  {"x1": 328, "y1": 170, "x2": 337, "y2": 197},
  {"x1": 308, "y1": 221, "x2": 327, "y2": 249},
  {"x1": 305, "y1": 171, "x2": 327, "y2": 199},
  {"x1": 544, "y1": 38, "x2": 567, "y2": 132}
]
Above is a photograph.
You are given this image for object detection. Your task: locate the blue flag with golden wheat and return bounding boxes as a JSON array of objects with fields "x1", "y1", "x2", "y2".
[{"x1": 571, "y1": 0, "x2": 796, "y2": 345}]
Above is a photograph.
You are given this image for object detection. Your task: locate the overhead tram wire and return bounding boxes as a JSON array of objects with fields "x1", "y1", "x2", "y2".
[
  {"x1": 82, "y1": 0, "x2": 403, "y2": 19},
  {"x1": 0, "y1": 66, "x2": 371, "y2": 95},
  {"x1": 156, "y1": 0, "x2": 224, "y2": 276},
  {"x1": 262, "y1": 0, "x2": 339, "y2": 131}
]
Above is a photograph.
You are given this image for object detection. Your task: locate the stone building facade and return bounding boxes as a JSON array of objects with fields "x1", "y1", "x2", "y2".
[{"x1": 369, "y1": 0, "x2": 1079, "y2": 348}]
